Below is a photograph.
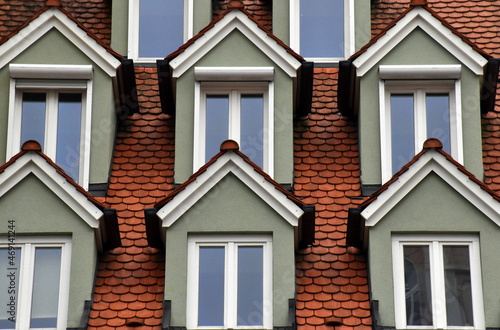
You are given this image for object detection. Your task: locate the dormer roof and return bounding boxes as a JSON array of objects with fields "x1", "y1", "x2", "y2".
[
  {"x1": 351, "y1": 2, "x2": 490, "y2": 77},
  {"x1": 0, "y1": 141, "x2": 121, "y2": 251},
  {"x1": 166, "y1": 6, "x2": 304, "y2": 78},
  {"x1": 0, "y1": 4, "x2": 122, "y2": 76},
  {"x1": 359, "y1": 139, "x2": 500, "y2": 228},
  {"x1": 146, "y1": 140, "x2": 315, "y2": 249}
]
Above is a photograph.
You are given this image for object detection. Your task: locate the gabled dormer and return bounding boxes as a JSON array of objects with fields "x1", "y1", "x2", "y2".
[
  {"x1": 0, "y1": 0, "x2": 132, "y2": 193},
  {"x1": 338, "y1": 0, "x2": 498, "y2": 190},
  {"x1": 145, "y1": 140, "x2": 314, "y2": 330},
  {"x1": 347, "y1": 138, "x2": 500, "y2": 329},
  {"x1": 0, "y1": 141, "x2": 120, "y2": 329},
  {"x1": 157, "y1": 2, "x2": 313, "y2": 184}
]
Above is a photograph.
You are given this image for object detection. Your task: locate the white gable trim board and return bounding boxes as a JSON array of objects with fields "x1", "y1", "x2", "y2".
[
  {"x1": 157, "y1": 152, "x2": 304, "y2": 228},
  {"x1": 0, "y1": 152, "x2": 103, "y2": 229},
  {"x1": 361, "y1": 149, "x2": 500, "y2": 227},
  {"x1": 353, "y1": 7, "x2": 488, "y2": 77},
  {"x1": 169, "y1": 10, "x2": 302, "y2": 78},
  {"x1": 0, "y1": 8, "x2": 121, "y2": 76}
]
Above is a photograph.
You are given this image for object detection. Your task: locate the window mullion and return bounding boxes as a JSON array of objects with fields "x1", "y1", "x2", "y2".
[
  {"x1": 414, "y1": 89, "x2": 426, "y2": 154},
  {"x1": 229, "y1": 90, "x2": 240, "y2": 142},
  {"x1": 17, "y1": 244, "x2": 34, "y2": 330},
  {"x1": 433, "y1": 241, "x2": 446, "y2": 328},
  {"x1": 226, "y1": 242, "x2": 236, "y2": 328},
  {"x1": 45, "y1": 91, "x2": 58, "y2": 159}
]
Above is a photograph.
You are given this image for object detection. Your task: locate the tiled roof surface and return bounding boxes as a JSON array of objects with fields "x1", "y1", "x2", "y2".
[
  {"x1": 88, "y1": 67, "x2": 174, "y2": 329},
  {"x1": 214, "y1": 0, "x2": 272, "y2": 31},
  {"x1": 0, "y1": 0, "x2": 112, "y2": 45},
  {"x1": 294, "y1": 68, "x2": 372, "y2": 329},
  {"x1": 371, "y1": 0, "x2": 500, "y2": 57}
]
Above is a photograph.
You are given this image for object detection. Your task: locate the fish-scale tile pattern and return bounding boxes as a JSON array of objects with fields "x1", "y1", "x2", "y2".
[
  {"x1": 0, "y1": 0, "x2": 112, "y2": 45},
  {"x1": 214, "y1": 0, "x2": 272, "y2": 31},
  {"x1": 88, "y1": 67, "x2": 174, "y2": 329},
  {"x1": 294, "y1": 67, "x2": 372, "y2": 329},
  {"x1": 483, "y1": 78, "x2": 500, "y2": 192},
  {"x1": 371, "y1": 0, "x2": 500, "y2": 57}
]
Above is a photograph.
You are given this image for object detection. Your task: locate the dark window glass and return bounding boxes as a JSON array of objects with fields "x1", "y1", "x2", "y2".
[
  {"x1": 139, "y1": 0, "x2": 184, "y2": 58},
  {"x1": 21, "y1": 93, "x2": 46, "y2": 149},
  {"x1": 0, "y1": 248, "x2": 21, "y2": 329},
  {"x1": 237, "y1": 246, "x2": 263, "y2": 326},
  {"x1": 404, "y1": 245, "x2": 433, "y2": 326},
  {"x1": 57, "y1": 93, "x2": 82, "y2": 182},
  {"x1": 443, "y1": 245, "x2": 474, "y2": 326},
  {"x1": 206, "y1": 95, "x2": 229, "y2": 162},
  {"x1": 198, "y1": 247, "x2": 225, "y2": 326},
  {"x1": 300, "y1": 0, "x2": 344, "y2": 58},
  {"x1": 30, "y1": 248, "x2": 61, "y2": 328},
  {"x1": 426, "y1": 94, "x2": 450, "y2": 154},
  {"x1": 391, "y1": 94, "x2": 414, "y2": 173},
  {"x1": 240, "y1": 95, "x2": 264, "y2": 168}
]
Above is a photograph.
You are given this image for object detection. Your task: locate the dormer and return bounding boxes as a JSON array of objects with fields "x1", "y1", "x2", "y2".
[
  {"x1": 0, "y1": 1, "x2": 133, "y2": 194},
  {"x1": 338, "y1": 0, "x2": 498, "y2": 190},
  {"x1": 157, "y1": 3, "x2": 313, "y2": 184},
  {"x1": 0, "y1": 141, "x2": 120, "y2": 329}
]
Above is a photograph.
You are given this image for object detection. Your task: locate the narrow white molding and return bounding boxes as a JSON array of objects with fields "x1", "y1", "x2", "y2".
[
  {"x1": 379, "y1": 64, "x2": 461, "y2": 80},
  {"x1": 194, "y1": 67, "x2": 274, "y2": 81},
  {"x1": 9, "y1": 64, "x2": 93, "y2": 80}
]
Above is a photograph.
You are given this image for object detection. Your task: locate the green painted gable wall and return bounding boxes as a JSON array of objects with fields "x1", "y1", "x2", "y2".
[
  {"x1": 0, "y1": 174, "x2": 98, "y2": 328},
  {"x1": 174, "y1": 29, "x2": 294, "y2": 184},
  {"x1": 358, "y1": 27, "x2": 483, "y2": 185},
  {"x1": 111, "y1": 0, "x2": 128, "y2": 55},
  {"x1": 368, "y1": 172, "x2": 500, "y2": 327},
  {"x1": 0, "y1": 28, "x2": 116, "y2": 185},
  {"x1": 164, "y1": 173, "x2": 296, "y2": 328}
]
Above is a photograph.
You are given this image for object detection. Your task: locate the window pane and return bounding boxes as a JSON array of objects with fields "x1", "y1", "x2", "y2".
[
  {"x1": 0, "y1": 248, "x2": 21, "y2": 329},
  {"x1": 206, "y1": 95, "x2": 229, "y2": 163},
  {"x1": 300, "y1": 0, "x2": 344, "y2": 58},
  {"x1": 391, "y1": 95, "x2": 415, "y2": 174},
  {"x1": 21, "y1": 93, "x2": 46, "y2": 149},
  {"x1": 237, "y1": 246, "x2": 263, "y2": 326},
  {"x1": 57, "y1": 93, "x2": 82, "y2": 182},
  {"x1": 30, "y1": 247, "x2": 61, "y2": 328},
  {"x1": 443, "y1": 245, "x2": 474, "y2": 326},
  {"x1": 240, "y1": 95, "x2": 264, "y2": 168},
  {"x1": 198, "y1": 247, "x2": 225, "y2": 326},
  {"x1": 404, "y1": 245, "x2": 433, "y2": 326},
  {"x1": 139, "y1": 0, "x2": 184, "y2": 58},
  {"x1": 426, "y1": 94, "x2": 450, "y2": 154}
]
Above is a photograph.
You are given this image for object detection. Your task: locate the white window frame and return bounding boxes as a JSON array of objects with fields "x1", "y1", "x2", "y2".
[
  {"x1": 193, "y1": 71, "x2": 274, "y2": 176},
  {"x1": 0, "y1": 236, "x2": 72, "y2": 330},
  {"x1": 392, "y1": 234, "x2": 484, "y2": 330},
  {"x1": 7, "y1": 64, "x2": 93, "y2": 189},
  {"x1": 128, "y1": 0, "x2": 193, "y2": 62},
  {"x1": 290, "y1": 0, "x2": 355, "y2": 62},
  {"x1": 380, "y1": 79, "x2": 462, "y2": 182},
  {"x1": 186, "y1": 235, "x2": 273, "y2": 330}
]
